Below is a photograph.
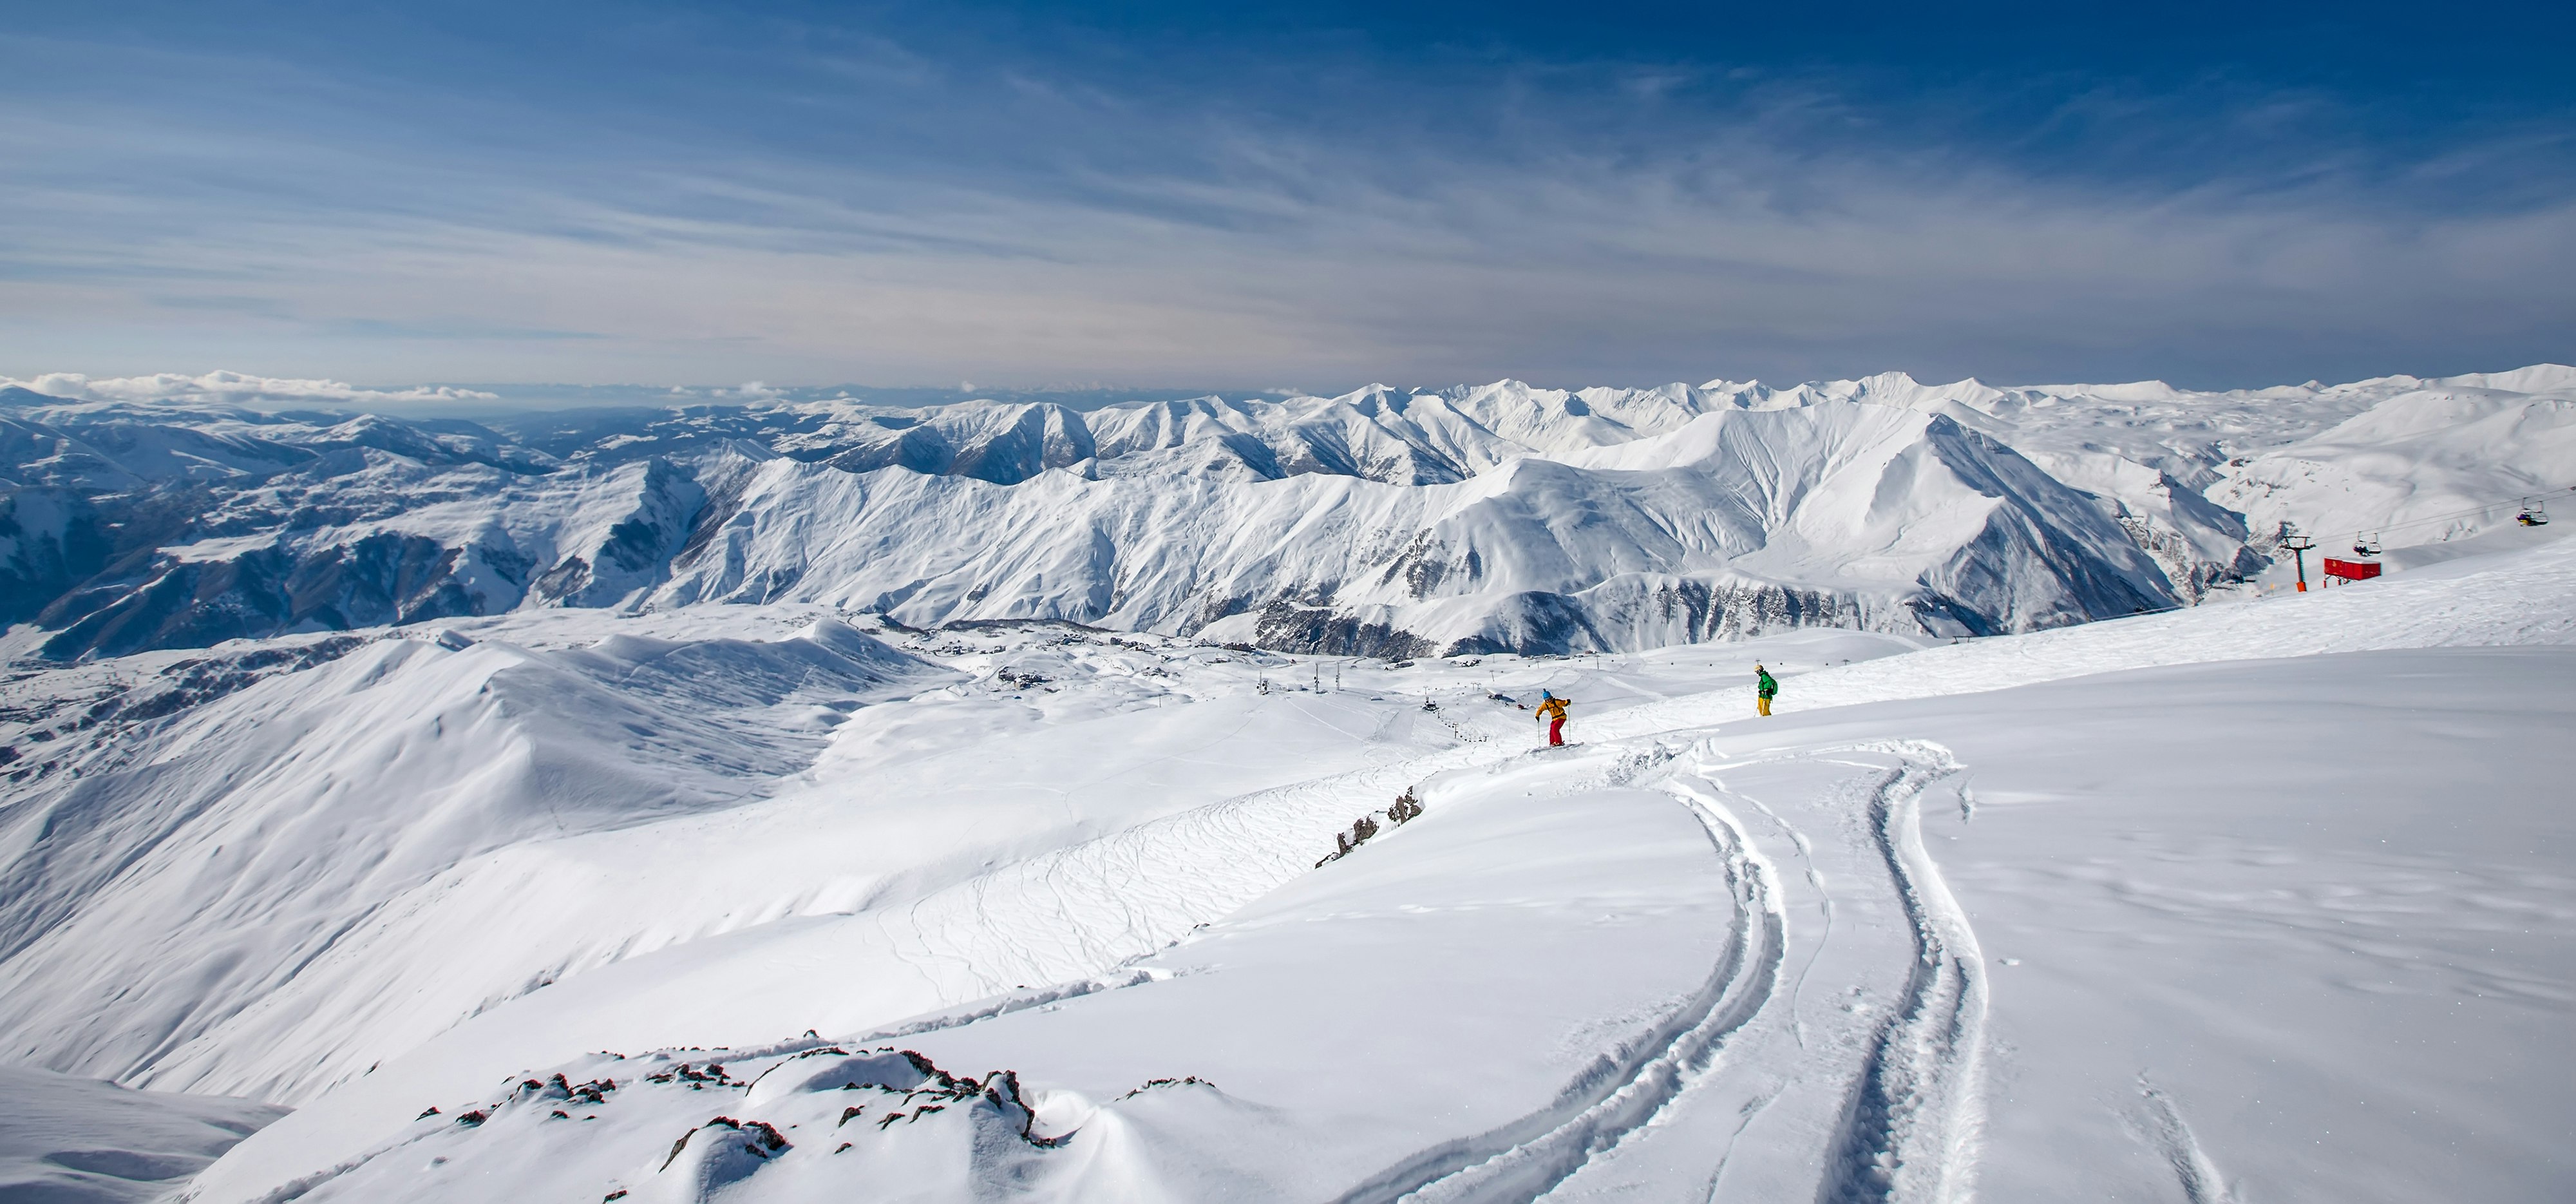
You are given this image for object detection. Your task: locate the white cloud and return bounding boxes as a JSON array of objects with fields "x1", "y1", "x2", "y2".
[{"x1": 5, "y1": 370, "x2": 499, "y2": 406}]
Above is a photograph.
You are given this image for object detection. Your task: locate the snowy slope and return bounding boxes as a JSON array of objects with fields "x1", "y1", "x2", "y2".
[
  {"x1": 1548, "y1": 646, "x2": 2574, "y2": 1203},
  {"x1": 0, "y1": 533, "x2": 2473, "y2": 1204},
  {"x1": 0, "y1": 611, "x2": 944, "y2": 1104},
  {"x1": 155, "y1": 531, "x2": 2576, "y2": 1203}
]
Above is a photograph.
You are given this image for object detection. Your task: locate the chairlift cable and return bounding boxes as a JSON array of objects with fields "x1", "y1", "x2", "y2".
[{"x1": 2329, "y1": 484, "x2": 2573, "y2": 540}]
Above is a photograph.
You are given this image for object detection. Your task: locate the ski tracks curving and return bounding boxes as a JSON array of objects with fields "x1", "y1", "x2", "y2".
[
  {"x1": 873, "y1": 718, "x2": 1991, "y2": 1204},
  {"x1": 1533, "y1": 738, "x2": 1991, "y2": 1203},
  {"x1": 1815, "y1": 744, "x2": 1991, "y2": 1204},
  {"x1": 2137, "y1": 1080, "x2": 2238, "y2": 1204},
  {"x1": 1331, "y1": 765, "x2": 1787, "y2": 1204}
]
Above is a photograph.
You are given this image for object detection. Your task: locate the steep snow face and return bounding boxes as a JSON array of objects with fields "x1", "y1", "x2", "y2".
[
  {"x1": 654, "y1": 403, "x2": 2177, "y2": 651},
  {"x1": 2017, "y1": 450, "x2": 2264, "y2": 600}
]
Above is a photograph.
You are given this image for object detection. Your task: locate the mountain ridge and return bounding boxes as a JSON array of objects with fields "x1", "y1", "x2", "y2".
[{"x1": 3, "y1": 367, "x2": 2570, "y2": 661}]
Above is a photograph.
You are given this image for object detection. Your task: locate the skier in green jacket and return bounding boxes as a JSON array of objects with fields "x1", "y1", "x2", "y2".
[{"x1": 1754, "y1": 664, "x2": 1777, "y2": 716}]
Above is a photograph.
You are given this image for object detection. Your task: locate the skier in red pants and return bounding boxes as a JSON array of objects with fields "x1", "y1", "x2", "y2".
[{"x1": 1535, "y1": 691, "x2": 1570, "y2": 746}]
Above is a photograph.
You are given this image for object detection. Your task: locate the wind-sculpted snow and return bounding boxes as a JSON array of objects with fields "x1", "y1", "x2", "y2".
[{"x1": 6, "y1": 365, "x2": 2570, "y2": 660}]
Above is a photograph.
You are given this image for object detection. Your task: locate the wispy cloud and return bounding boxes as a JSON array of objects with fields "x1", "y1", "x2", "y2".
[
  {"x1": 6, "y1": 370, "x2": 499, "y2": 407},
  {"x1": 0, "y1": 8, "x2": 2570, "y2": 390}
]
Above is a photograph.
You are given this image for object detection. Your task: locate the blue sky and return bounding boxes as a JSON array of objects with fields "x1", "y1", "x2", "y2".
[{"x1": 3, "y1": 1, "x2": 2571, "y2": 395}]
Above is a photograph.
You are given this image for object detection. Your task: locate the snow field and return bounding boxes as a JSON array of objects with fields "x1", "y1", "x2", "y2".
[
  {"x1": 1575, "y1": 645, "x2": 2576, "y2": 1202},
  {"x1": 172, "y1": 629, "x2": 1922, "y2": 1201}
]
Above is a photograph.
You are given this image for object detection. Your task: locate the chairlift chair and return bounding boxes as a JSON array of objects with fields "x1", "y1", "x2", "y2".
[
  {"x1": 2352, "y1": 532, "x2": 2381, "y2": 557},
  {"x1": 2519, "y1": 497, "x2": 2551, "y2": 527}
]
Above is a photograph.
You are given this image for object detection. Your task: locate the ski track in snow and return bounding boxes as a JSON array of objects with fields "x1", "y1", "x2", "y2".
[
  {"x1": 2138, "y1": 1080, "x2": 2238, "y2": 1204},
  {"x1": 1704, "y1": 776, "x2": 1833, "y2": 1055},
  {"x1": 884, "y1": 701, "x2": 2000, "y2": 1202},
  {"x1": 810, "y1": 716, "x2": 1808, "y2": 1202},
  {"x1": 1331, "y1": 751, "x2": 1786, "y2": 1204},
  {"x1": 1267, "y1": 732, "x2": 1996, "y2": 1203},
  {"x1": 847, "y1": 689, "x2": 2002, "y2": 1201},
  {"x1": 1812, "y1": 743, "x2": 1989, "y2": 1204}
]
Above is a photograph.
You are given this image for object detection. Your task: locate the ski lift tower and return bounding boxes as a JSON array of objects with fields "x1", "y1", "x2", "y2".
[{"x1": 2278, "y1": 521, "x2": 2316, "y2": 592}]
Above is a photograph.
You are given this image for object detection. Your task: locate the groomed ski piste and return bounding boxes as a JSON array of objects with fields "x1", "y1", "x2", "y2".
[{"x1": 0, "y1": 518, "x2": 2562, "y2": 1201}]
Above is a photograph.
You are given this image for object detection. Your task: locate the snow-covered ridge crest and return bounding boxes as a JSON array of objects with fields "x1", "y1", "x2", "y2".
[
  {"x1": 655, "y1": 402, "x2": 2173, "y2": 649},
  {"x1": 2, "y1": 365, "x2": 2570, "y2": 661}
]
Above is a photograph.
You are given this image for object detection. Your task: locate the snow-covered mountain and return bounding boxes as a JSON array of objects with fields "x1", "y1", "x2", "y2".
[
  {"x1": 6, "y1": 366, "x2": 2570, "y2": 662},
  {"x1": 1, "y1": 365, "x2": 2571, "y2": 1201},
  {"x1": 652, "y1": 404, "x2": 2177, "y2": 653}
]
